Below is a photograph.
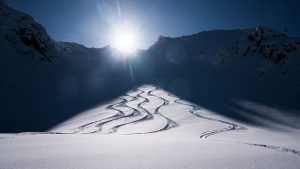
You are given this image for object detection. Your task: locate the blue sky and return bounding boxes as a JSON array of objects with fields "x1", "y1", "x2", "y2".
[{"x1": 7, "y1": 0, "x2": 300, "y2": 49}]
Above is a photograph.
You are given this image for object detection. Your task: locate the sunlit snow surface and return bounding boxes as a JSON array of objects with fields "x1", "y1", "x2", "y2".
[{"x1": 1, "y1": 85, "x2": 300, "y2": 169}]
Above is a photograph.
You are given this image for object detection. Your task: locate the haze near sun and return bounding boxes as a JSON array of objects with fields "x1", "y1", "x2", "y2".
[{"x1": 112, "y1": 26, "x2": 139, "y2": 53}]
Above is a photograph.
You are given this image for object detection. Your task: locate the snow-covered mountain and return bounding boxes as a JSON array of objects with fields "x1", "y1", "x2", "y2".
[
  {"x1": 0, "y1": 0, "x2": 136, "y2": 132},
  {"x1": 137, "y1": 27, "x2": 300, "y2": 129},
  {"x1": 144, "y1": 27, "x2": 300, "y2": 87},
  {"x1": 1, "y1": 1, "x2": 300, "y2": 168},
  {"x1": 1, "y1": 0, "x2": 300, "y2": 133},
  {"x1": 0, "y1": 0, "x2": 56, "y2": 61}
]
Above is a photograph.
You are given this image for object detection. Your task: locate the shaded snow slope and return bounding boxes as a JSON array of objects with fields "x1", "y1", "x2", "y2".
[{"x1": 136, "y1": 28, "x2": 300, "y2": 128}]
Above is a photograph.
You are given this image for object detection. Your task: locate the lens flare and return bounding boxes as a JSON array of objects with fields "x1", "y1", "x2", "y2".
[{"x1": 112, "y1": 28, "x2": 138, "y2": 53}]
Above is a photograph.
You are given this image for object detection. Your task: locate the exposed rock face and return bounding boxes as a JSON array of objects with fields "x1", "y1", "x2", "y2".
[{"x1": 0, "y1": 0, "x2": 56, "y2": 62}]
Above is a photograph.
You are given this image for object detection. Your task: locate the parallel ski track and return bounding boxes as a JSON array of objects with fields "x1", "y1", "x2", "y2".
[
  {"x1": 75, "y1": 87, "x2": 175, "y2": 134},
  {"x1": 120, "y1": 87, "x2": 177, "y2": 134},
  {"x1": 166, "y1": 93, "x2": 246, "y2": 138},
  {"x1": 17, "y1": 85, "x2": 300, "y2": 157}
]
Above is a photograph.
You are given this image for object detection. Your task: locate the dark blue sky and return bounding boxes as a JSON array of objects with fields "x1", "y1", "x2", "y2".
[{"x1": 7, "y1": 0, "x2": 300, "y2": 49}]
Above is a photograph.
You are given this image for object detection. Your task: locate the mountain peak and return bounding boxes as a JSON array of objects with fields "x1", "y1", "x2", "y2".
[{"x1": 0, "y1": 1, "x2": 56, "y2": 62}]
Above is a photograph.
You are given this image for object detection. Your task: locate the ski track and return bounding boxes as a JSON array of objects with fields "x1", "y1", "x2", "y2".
[
  {"x1": 71, "y1": 86, "x2": 177, "y2": 134},
  {"x1": 122, "y1": 88, "x2": 178, "y2": 135},
  {"x1": 74, "y1": 98, "x2": 129, "y2": 134},
  {"x1": 92, "y1": 89, "x2": 148, "y2": 134},
  {"x1": 103, "y1": 94, "x2": 149, "y2": 134},
  {"x1": 14, "y1": 85, "x2": 300, "y2": 157},
  {"x1": 166, "y1": 94, "x2": 246, "y2": 138},
  {"x1": 148, "y1": 89, "x2": 178, "y2": 130},
  {"x1": 243, "y1": 142, "x2": 300, "y2": 156},
  {"x1": 166, "y1": 93, "x2": 300, "y2": 157},
  {"x1": 74, "y1": 97, "x2": 133, "y2": 134}
]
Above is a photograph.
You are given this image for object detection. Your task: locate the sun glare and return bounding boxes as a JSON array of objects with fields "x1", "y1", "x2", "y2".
[{"x1": 112, "y1": 28, "x2": 138, "y2": 53}]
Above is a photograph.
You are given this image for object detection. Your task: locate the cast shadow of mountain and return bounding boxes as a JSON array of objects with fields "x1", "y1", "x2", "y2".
[
  {"x1": 132, "y1": 52, "x2": 300, "y2": 130},
  {"x1": 0, "y1": 54, "x2": 136, "y2": 133}
]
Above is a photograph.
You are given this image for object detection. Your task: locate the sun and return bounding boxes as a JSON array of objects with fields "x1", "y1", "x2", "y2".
[{"x1": 112, "y1": 28, "x2": 138, "y2": 53}]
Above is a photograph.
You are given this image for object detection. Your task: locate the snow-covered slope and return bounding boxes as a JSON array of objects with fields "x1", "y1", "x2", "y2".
[
  {"x1": 1, "y1": 0, "x2": 300, "y2": 133},
  {"x1": 136, "y1": 27, "x2": 300, "y2": 128},
  {"x1": 1, "y1": 85, "x2": 300, "y2": 169},
  {"x1": 50, "y1": 85, "x2": 298, "y2": 136},
  {"x1": 1, "y1": 1, "x2": 300, "y2": 168}
]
